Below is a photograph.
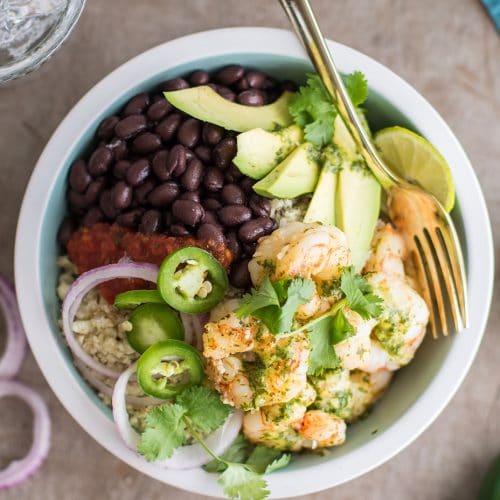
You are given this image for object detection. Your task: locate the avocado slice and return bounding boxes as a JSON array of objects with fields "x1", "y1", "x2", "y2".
[
  {"x1": 333, "y1": 116, "x2": 381, "y2": 271},
  {"x1": 164, "y1": 86, "x2": 294, "y2": 132},
  {"x1": 233, "y1": 125, "x2": 303, "y2": 179},
  {"x1": 304, "y1": 146, "x2": 340, "y2": 225},
  {"x1": 253, "y1": 142, "x2": 320, "y2": 199}
]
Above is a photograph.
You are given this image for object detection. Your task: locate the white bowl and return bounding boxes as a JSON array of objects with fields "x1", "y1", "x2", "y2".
[{"x1": 15, "y1": 27, "x2": 494, "y2": 498}]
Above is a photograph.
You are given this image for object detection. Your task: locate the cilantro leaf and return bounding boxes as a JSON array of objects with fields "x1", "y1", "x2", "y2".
[
  {"x1": 219, "y1": 463, "x2": 270, "y2": 500},
  {"x1": 340, "y1": 267, "x2": 383, "y2": 319},
  {"x1": 331, "y1": 309, "x2": 355, "y2": 345},
  {"x1": 288, "y1": 73, "x2": 336, "y2": 147},
  {"x1": 204, "y1": 435, "x2": 253, "y2": 473},
  {"x1": 137, "y1": 404, "x2": 186, "y2": 461},
  {"x1": 308, "y1": 316, "x2": 340, "y2": 375},
  {"x1": 235, "y1": 277, "x2": 280, "y2": 319},
  {"x1": 246, "y1": 445, "x2": 291, "y2": 474},
  {"x1": 237, "y1": 277, "x2": 314, "y2": 334},
  {"x1": 343, "y1": 70, "x2": 368, "y2": 107},
  {"x1": 176, "y1": 386, "x2": 233, "y2": 434}
]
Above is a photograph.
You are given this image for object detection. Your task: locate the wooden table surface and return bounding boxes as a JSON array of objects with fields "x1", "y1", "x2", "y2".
[{"x1": 0, "y1": 1, "x2": 499, "y2": 499}]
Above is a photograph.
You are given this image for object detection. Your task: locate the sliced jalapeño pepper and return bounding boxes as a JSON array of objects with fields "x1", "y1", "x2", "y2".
[
  {"x1": 114, "y1": 289, "x2": 165, "y2": 310},
  {"x1": 158, "y1": 247, "x2": 228, "y2": 314},
  {"x1": 137, "y1": 339, "x2": 204, "y2": 399},
  {"x1": 127, "y1": 303, "x2": 184, "y2": 354}
]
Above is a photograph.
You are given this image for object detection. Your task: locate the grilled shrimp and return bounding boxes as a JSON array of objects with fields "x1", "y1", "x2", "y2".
[
  {"x1": 243, "y1": 385, "x2": 346, "y2": 451},
  {"x1": 249, "y1": 222, "x2": 351, "y2": 285},
  {"x1": 310, "y1": 368, "x2": 392, "y2": 422},
  {"x1": 203, "y1": 305, "x2": 310, "y2": 409}
]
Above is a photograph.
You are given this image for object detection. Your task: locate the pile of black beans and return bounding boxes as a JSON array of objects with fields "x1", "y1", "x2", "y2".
[{"x1": 59, "y1": 65, "x2": 296, "y2": 289}]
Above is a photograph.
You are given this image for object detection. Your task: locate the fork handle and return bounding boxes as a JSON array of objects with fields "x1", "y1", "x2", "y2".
[{"x1": 279, "y1": 0, "x2": 397, "y2": 188}]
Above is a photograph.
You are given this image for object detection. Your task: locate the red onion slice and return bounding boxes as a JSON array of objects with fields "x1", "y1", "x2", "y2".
[
  {"x1": 112, "y1": 365, "x2": 243, "y2": 469},
  {"x1": 0, "y1": 275, "x2": 27, "y2": 379},
  {"x1": 61, "y1": 262, "x2": 158, "y2": 379},
  {"x1": 0, "y1": 380, "x2": 51, "y2": 490}
]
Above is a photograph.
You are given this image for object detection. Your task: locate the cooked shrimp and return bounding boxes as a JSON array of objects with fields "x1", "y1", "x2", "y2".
[
  {"x1": 203, "y1": 306, "x2": 310, "y2": 409},
  {"x1": 249, "y1": 222, "x2": 351, "y2": 285},
  {"x1": 243, "y1": 385, "x2": 345, "y2": 451}
]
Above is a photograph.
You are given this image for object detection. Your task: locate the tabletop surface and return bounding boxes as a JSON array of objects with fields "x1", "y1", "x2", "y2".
[{"x1": 0, "y1": 1, "x2": 499, "y2": 499}]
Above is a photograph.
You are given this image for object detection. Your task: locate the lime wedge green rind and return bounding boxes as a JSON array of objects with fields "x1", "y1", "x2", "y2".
[{"x1": 374, "y1": 126, "x2": 455, "y2": 212}]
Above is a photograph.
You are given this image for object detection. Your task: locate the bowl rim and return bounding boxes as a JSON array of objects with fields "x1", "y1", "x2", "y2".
[{"x1": 14, "y1": 27, "x2": 494, "y2": 498}]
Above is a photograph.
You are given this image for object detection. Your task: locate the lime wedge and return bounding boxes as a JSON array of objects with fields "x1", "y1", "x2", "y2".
[{"x1": 374, "y1": 126, "x2": 455, "y2": 211}]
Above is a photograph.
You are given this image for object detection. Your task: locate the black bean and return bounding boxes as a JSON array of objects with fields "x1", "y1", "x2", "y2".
[
  {"x1": 116, "y1": 208, "x2": 144, "y2": 228},
  {"x1": 82, "y1": 206, "x2": 105, "y2": 227},
  {"x1": 161, "y1": 78, "x2": 189, "y2": 91},
  {"x1": 115, "y1": 114, "x2": 147, "y2": 140},
  {"x1": 216, "y1": 65, "x2": 244, "y2": 85},
  {"x1": 224, "y1": 164, "x2": 243, "y2": 183},
  {"x1": 147, "y1": 182, "x2": 179, "y2": 207},
  {"x1": 216, "y1": 86, "x2": 236, "y2": 102},
  {"x1": 112, "y1": 181, "x2": 133, "y2": 210},
  {"x1": 237, "y1": 89, "x2": 266, "y2": 106},
  {"x1": 249, "y1": 194, "x2": 272, "y2": 217},
  {"x1": 239, "y1": 177, "x2": 255, "y2": 193},
  {"x1": 194, "y1": 145, "x2": 211, "y2": 163},
  {"x1": 180, "y1": 191, "x2": 200, "y2": 203},
  {"x1": 242, "y1": 242, "x2": 257, "y2": 256},
  {"x1": 184, "y1": 148, "x2": 196, "y2": 162},
  {"x1": 170, "y1": 223, "x2": 190, "y2": 236},
  {"x1": 69, "y1": 160, "x2": 91, "y2": 193},
  {"x1": 156, "y1": 113, "x2": 182, "y2": 142},
  {"x1": 218, "y1": 205, "x2": 252, "y2": 226},
  {"x1": 126, "y1": 159, "x2": 150, "y2": 186},
  {"x1": 88, "y1": 147, "x2": 113, "y2": 176},
  {"x1": 202, "y1": 197, "x2": 222, "y2": 211},
  {"x1": 236, "y1": 77, "x2": 250, "y2": 92},
  {"x1": 213, "y1": 136, "x2": 236, "y2": 169},
  {"x1": 188, "y1": 70, "x2": 210, "y2": 86},
  {"x1": 181, "y1": 158, "x2": 204, "y2": 191},
  {"x1": 133, "y1": 132, "x2": 162, "y2": 154},
  {"x1": 134, "y1": 179, "x2": 157, "y2": 205},
  {"x1": 113, "y1": 160, "x2": 131, "y2": 179},
  {"x1": 203, "y1": 167, "x2": 224, "y2": 192},
  {"x1": 139, "y1": 209, "x2": 162, "y2": 234},
  {"x1": 202, "y1": 123, "x2": 224, "y2": 145},
  {"x1": 123, "y1": 93, "x2": 150, "y2": 116},
  {"x1": 196, "y1": 223, "x2": 225, "y2": 246},
  {"x1": 221, "y1": 184, "x2": 246, "y2": 205},
  {"x1": 262, "y1": 76, "x2": 278, "y2": 90},
  {"x1": 282, "y1": 80, "x2": 297, "y2": 92},
  {"x1": 84, "y1": 177, "x2": 106, "y2": 206},
  {"x1": 68, "y1": 190, "x2": 87, "y2": 211},
  {"x1": 168, "y1": 145, "x2": 187, "y2": 178},
  {"x1": 111, "y1": 139, "x2": 128, "y2": 161},
  {"x1": 99, "y1": 190, "x2": 120, "y2": 219},
  {"x1": 146, "y1": 99, "x2": 171, "y2": 122},
  {"x1": 57, "y1": 218, "x2": 76, "y2": 246},
  {"x1": 172, "y1": 199, "x2": 205, "y2": 227},
  {"x1": 230, "y1": 259, "x2": 251, "y2": 289},
  {"x1": 246, "y1": 71, "x2": 267, "y2": 89},
  {"x1": 226, "y1": 232, "x2": 241, "y2": 260},
  {"x1": 97, "y1": 116, "x2": 119, "y2": 140},
  {"x1": 204, "y1": 211, "x2": 221, "y2": 227},
  {"x1": 238, "y1": 217, "x2": 274, "y2": 243},
  {"x1": 177, "y1": 118, "x2": 201, "y2": 149},
  {"x1": 151, "y1": 150, "x2": 171, "y2": 181}
]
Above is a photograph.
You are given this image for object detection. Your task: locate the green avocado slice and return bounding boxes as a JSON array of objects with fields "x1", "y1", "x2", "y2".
[{"x1": 163, "y1": 86, "x2": 294, "y2": 132}]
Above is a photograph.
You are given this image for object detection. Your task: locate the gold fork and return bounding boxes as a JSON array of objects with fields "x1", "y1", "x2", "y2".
[{"x1": 279, "y1": 0, "x2": 468, "y2": 336}]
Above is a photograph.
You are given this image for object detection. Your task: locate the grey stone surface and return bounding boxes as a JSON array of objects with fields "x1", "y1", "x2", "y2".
[{"x1": 0, "y1": 1, "x2": 499, "y2": 499}]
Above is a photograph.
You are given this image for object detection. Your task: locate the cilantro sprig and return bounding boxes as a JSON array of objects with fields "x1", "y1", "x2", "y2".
[
  {"x1": 288, "y1": 71, "x2": 368, "y2": 147},
  {"x1": 235, "y1": 277, "x2": 315, "y2": 334},
  {"x1": 138, "y1": 386, "x2": 289, "y2": 499}
]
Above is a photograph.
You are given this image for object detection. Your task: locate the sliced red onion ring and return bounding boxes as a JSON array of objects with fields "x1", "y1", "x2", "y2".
[
  {"x1": 62, "y1": 262, "x2": 158, "y2": 379},
  {"x1": 180, "y1": 313, "x2": 209, "y2": 351},
  {"x1": 0, "y1": 380, "x2": 51, "y2": 489},
  {"x1": 112, "y1": 365, "x2": 243, "y2": 469},
  {"x1": 0, "y1": 275, "x2": 27, "y2": 379}
]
